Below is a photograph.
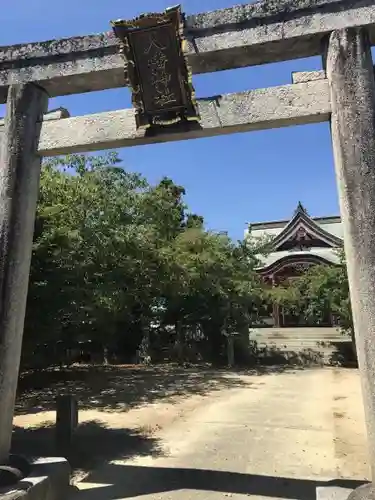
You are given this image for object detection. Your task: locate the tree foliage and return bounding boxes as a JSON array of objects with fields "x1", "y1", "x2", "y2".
[
  {"x1": 23, "y1": 153, "x2": 264, "y2": 367},
  {"x1": 25, "y1": 152, "x2": 355, "y2": 368},
  {"x1": 266, "y1": 249, "x2": 353, "y2": 338}
]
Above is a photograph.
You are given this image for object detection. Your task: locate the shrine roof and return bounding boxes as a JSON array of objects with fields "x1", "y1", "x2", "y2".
[
  {"x1": 246, "y1": 205, "x2": 343, "y2": 243},
  {"x1": 256, "y1": 247, "x2": 341, "y2": 271}
]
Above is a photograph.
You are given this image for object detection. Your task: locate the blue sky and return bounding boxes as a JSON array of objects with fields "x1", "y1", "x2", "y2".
[{"x1": 1, "y1": 0, "x2": 340, "y2": 240}]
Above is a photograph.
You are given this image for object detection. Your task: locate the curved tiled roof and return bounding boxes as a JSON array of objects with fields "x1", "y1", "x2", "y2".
[
  {"x1": 269, "y1": 203, "x2": 343, "y2": 250},
  {"x1": 257, "y1": 248, "x2": 341, "y2": 273},
  {"x1": 249, "y1": 203, "x2": 343, "y2": 274}
]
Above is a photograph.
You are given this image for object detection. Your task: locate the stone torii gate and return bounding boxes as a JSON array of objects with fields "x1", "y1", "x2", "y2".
[{"x1": 0, "y1": 0, "x2": 375, "y2": 490}]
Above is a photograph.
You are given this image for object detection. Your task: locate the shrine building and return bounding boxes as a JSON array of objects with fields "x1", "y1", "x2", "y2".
[{"x1": 245, "y1": 202, "x2": 343, "y2": 328}]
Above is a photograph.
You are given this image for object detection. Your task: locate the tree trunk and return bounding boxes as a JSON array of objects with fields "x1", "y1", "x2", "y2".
[
  {"x1": 175, "y1": 320, "x2": 184, "y2": 364},
  {"x1": 227, "y1": 336, "x2": 235, "y2": 367}
]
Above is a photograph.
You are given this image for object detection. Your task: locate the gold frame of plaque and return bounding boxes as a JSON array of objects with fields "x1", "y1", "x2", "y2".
[{"x1": 111, "y1": 5, "x2": 200, "y2": 129}]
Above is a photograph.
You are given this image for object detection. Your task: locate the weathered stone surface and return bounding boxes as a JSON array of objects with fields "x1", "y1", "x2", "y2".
[
  {"x1": 0, "y1": 458, "x2": 71, "y2": 500},
  {"x1": 316, "y1": 485, "x2": 357, "y2": 500},
  {"x1": 0, "y1": 466, "x2": 23, "y2": 488},
  {"x1": 27, "y1": 79, "x2": 330, "y2": 155},
  {"x1": 0, "y1": 50, "x2": 124, "y2": 102},
  {"x1": 186, "y1": 0, "x2": 375, "y2": 72},
  {"x1": 292, "y1": 71, "x2": 326, "y2": 84},
  {"x1": 39, "y1": 108, "x2": 70, "y2": 120},
  {"x1": 0, "y1": 84, "x2": 48, "y2": 462},
  {"x1": 187, "y1": 0, "x2": 353, "y2": 29},
  {"x1": 0, "y1": 108, "x2": 69, "y2": 128},
  {"x1": 0, "y1": 0, "x2": 374, "y2": 101},
  {"x1": 55, "y1": 395, "x2": 78, "y2": 455},
  {"x1": 347, "y1": 484, "x2": 375, "y2": 500},
  {"x1": 292, "y1": 67, "x2": 375, "y2": 84},
  {"x1": 326, "y1": 26, "x2": 375, "y2": 479}
]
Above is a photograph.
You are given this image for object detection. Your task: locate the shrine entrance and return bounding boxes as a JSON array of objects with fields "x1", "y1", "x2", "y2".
[
  {"x1": 280, "y1": 305, "x2": 333, "y2": 328},
  {"x1": 266, "y1": 261, "x2": 337, "y2": 328},
  {"x1": 1, "y1": 0, "x2": 375, "y2": 481},
  {"x1": 253, "y1": 202, "x2": 343, "y2": 328}
]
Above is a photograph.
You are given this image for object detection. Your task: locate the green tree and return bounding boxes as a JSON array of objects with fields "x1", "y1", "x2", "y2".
[
  {"x1": 24, "y1": 152, "x2": 152, "y2": 363},
  {"x1": 23, "y1": 153, "x2": 264, "y2": 368},
  {"x1": 266, "y1": 250, "x2": 354, "y2": 350},
  {"x1": 297, "y1": 251, "x2": 353, "y2": 337},
  {"x1": 158, "y1": 229, "x2": 263, "y2": 363}
]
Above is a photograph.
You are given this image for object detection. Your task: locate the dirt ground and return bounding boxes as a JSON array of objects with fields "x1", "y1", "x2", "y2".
[
  {"x1": 13, "y1": 364, "x2": 253, "y2": 480},
  {"x1": 12, "y1": 365, "x2": 369, "y2": 490}
]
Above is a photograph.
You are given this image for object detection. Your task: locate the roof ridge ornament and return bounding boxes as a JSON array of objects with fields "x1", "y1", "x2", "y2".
[{"x1": 294, "y1": 201, "x2": 309, "y2": 216}]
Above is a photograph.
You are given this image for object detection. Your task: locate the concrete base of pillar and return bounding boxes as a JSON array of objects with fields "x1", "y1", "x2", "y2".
[
  {"x1": 317, "y1": 483, "x2": 370, "y2": 500},
  {"x1": 0, "y1": 457, "x2": 70, "y2": 500},
  {"x1": 347, "y1": 483, "x2": 375, "y2": 500},
  {"x1": 317, "y1": 485, "x2": 355, "y2": 500}
]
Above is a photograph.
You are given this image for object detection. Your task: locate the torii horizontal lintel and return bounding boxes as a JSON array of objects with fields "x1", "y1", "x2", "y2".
[
  {"x1": 0, "y1": 76, "x2": 331, "y2": 156},
  {"x1": 0, "y1": 0, "x2": 374, "y2": 103}
]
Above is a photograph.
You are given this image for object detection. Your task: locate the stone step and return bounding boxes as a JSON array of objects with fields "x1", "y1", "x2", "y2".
[
  {"x1": 248, "y1": 328, "x2": 352, "y2": 364},
  {"x1": 252, "y1": 338, "x2": 348, "y2": 345},
  {"x1": 254, "y1": 341, "x2": 350, "y2": 347},
  {"x1": 255, "y1": 345, "x2": 342, "y2": 359},
  {"x1": 253, "y1": 332, "x2": 346, "y2": 336},
  {"x1": 253, "y1": 332, "x2": 344, "y2": 336},
  {"x1": 264, "y1": 342, "x2": 345, "y2": 346},
  {"x1": 252, "y1": 333, "x2": 346, "y2": 338},
  {"x1": 255, "y1": 341, "x2": 346, "y2": 348},
  {"x1": 252, "y1": 331, "x2": 344, "y2": 335},
  {"x1": 252, "y1": 328, "x2": 342, "y2": 335},
  {"x1": 258, "y1": 327, "x2": 340, "y2": 331}
]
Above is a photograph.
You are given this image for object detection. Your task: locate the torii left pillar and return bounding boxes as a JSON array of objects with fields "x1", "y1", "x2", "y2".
[{"x1": 0, "y1": 83, "x2": 48, "y2": 464}]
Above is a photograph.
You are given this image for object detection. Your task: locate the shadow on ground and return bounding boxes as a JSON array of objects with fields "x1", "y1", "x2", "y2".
[
  {"x1": 15, "y1": 364, "x2": 295, "y2": 415},
  {"x1": 11, "y1": 420, "x2": 163, "y2": 478},
  {"x1": 74, "y1": 463, "x2": 366, "y2": 500}
]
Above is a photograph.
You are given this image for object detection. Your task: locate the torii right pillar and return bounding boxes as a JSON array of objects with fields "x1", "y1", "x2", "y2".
[{"x1": 327, "y1": 26, "x2": 375, "y2": 491}]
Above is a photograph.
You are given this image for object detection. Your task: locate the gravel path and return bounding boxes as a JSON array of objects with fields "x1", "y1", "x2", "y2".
[{"x1": 73, "y1": 368, "x2": 369, "y2": 500}]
